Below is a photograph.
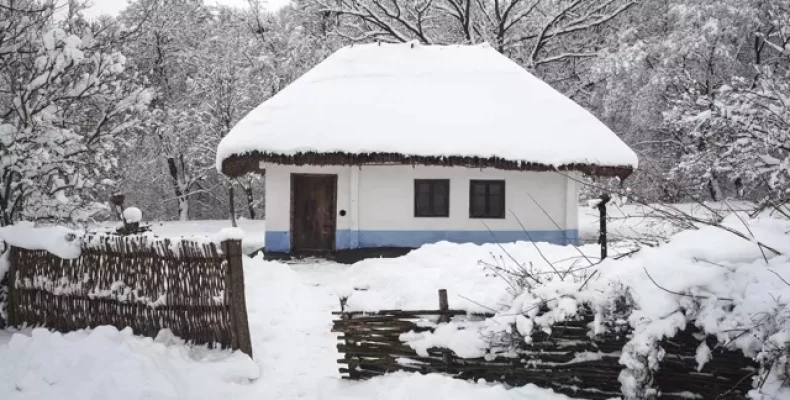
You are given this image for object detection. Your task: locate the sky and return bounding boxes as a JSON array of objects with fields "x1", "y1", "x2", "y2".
[{"x1": 81, "y1": 0, "x2": 290, "y2": 19}]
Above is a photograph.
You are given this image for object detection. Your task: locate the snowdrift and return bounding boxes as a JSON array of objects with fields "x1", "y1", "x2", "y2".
[
  {"x1": 0, "y1": 327, "x2": 258, "y2": 400},
  {"x1": 388, "y1": 215, "x2": 790, "y2": 398}
]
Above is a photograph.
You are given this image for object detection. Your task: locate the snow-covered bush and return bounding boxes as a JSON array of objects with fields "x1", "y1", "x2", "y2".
[{"x1": 448, "y1": 215, "x2": 790, "y2": 398}]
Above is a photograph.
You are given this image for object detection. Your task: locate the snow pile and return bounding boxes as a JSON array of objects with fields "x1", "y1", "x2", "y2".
[
  {"x1": 214, "y1": 227, "x2": 245, "y2": 242},
  {"x1": 336, "y1": 371, "x2": 575, "y2": 399},
  {"x1": 217, "y1": 42, "x2": 637, "y2": 172},
  {"x1": 122, "y1": 207, "x2": 143, "y2": 223},
  {"x1": 337, "y1": 240, "x2": 611, "y2": 313},
  {"x1": 401, "y1": 321, "x2": 487, "y2": 358},
  {"x1": 0, "y1": 224, "x2": 82, "y2": 262},
  {"x1": 0, "y1": 327, "x2": 258, "y2": 399},
  {"x1": 411, "y1": 215, "x2": 790, "y2": 398},
  {"x1": 90, "y1": 219, "x2": 266, "y2": 254}
]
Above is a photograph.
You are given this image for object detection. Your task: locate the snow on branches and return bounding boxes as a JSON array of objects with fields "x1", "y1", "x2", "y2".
[
  {"x1": 310, "y1": 0, "x2": 636, "y2": 64},
  {"x1": 665, "y1": 68, "x2": 790, "y2": 203},
  {"x1": 0, "y1": 0, "x2": 151, "y2": 225},
  {"x1": 473, "y1": 215, "x2": 790, "y2": 398}
]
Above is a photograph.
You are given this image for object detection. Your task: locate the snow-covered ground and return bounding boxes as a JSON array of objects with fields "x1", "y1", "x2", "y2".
[
  {"x1": 0, "y1": 242, "x2": 581, "y2": 400},
  {"x1": 5, "y1": 202, "x2": 786, "y2": 399}
]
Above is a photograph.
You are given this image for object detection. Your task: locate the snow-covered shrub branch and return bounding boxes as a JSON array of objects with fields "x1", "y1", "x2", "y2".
[{"x1": 473, "y1": 215, "x2": 790, "y2": 398}]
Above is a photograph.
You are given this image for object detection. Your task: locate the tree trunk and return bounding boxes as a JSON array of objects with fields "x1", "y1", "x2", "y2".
[
  {"x1": 244, "y1": 181, "x2": 256, "y2": 220},
  {"x1": 228, "y1": 183, "x2": 237, "y2": 227},
  {"x1": 167, "y1": 156, "x2": 189, "y2": 221},
  {"x1": 708, "y1": 174, "x2": 723, "y2": 201}
]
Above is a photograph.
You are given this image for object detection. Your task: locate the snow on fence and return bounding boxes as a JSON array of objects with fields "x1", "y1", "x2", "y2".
[
  {"x1": 333, "y1": 290, "x2": 755, "y2": 400},
  {"x1": 5, "y1": 234, "x2": 252, "y2": 357}
]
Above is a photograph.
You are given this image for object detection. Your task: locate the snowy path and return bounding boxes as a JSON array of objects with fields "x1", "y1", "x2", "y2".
[{"x1": 244, "y1": 261, "x2": 342, "y2": 399}]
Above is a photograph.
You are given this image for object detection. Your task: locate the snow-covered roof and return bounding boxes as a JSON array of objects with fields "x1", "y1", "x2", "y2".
[{"x1": 217, "y1": 42, "x2": 638, "y2": 177}]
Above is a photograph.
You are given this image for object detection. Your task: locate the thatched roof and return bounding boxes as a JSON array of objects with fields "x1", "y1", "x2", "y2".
[{"x1": 217, "y1": 42, "x2": 638, "y2": 178}]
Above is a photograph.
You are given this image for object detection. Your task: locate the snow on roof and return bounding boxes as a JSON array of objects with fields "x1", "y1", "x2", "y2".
[{"x1": 216, "y1": 42, "x2": 638, "y2": 176}]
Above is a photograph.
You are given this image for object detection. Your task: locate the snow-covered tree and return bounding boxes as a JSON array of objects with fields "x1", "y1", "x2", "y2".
[
  {"x1": 665, "y1": 65, "x2": 790, "y2": 202},
  {"x1": 117, "y1": 0, "x2": 215, "y2": 221},
  {"x1": 588, "y1": 0, "x2": 787, "y2": 201},
  {"x1": 0, "y1": 0, "x2": 151, "y2": 226}
]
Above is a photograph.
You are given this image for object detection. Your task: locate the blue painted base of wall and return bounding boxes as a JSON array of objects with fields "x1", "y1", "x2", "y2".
[
  {"x1": 265, "y1": 231, "x2": 290, "y2": 253},
  {"x1": 266, "y1": 229, "x2": 578, "y2": 253}
]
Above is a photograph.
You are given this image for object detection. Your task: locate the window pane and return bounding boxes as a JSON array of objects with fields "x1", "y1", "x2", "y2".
[
  {"x1": 470, "y1": 180, "x2": 505, "y2": 218},
  {"x1": 416, "y1": 193, "x2": 430, "y2": 216},
  {"x1": 471, "y1": 194, "x2": 486, "y2": 216},
  {"x1": 415, "y1": 179, "x2": 449, "y2": 217},
  {"x1": 437, "y1": 181, "x2": 449, "y2": 196},
  {"x1": 489, "y1": 194, "x2": 503, "y2": 217},
  {"x1": 433, "y1": 192, "x2": 447, "y2": 215}
]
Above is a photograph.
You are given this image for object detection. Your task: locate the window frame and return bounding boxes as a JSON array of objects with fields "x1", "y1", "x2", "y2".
[
  {"x1": 413, "y1": 179, "x2": 450, "y2": 218},
  {"x1": 468, "y1": 180, "x2": 506, "y2": 219}
]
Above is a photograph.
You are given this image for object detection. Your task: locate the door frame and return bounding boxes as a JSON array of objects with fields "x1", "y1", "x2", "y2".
[{"x1": 289, "y1": 173, "x2": 338, "y2": 254}]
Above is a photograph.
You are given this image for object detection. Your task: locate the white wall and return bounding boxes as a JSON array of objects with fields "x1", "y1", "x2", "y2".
[
  {"x1": 263, "y1": 163, "x2": 579, "y2": 251},
  {"x1": 357, "y1": 166, "x2": 573, "y2": 231}
]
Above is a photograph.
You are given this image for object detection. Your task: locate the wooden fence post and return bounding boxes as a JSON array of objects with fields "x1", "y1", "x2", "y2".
[
  {"x1": 5, "y1": 246, "x2": 18, "y2": 327},
  {"x1": 438, "y1": 289, "x2": 449, "y2": 323},
  {"x1": 438, "y1": 289, "x2": 453, "y2": 367},
  {"x1": 596, "y1": 194, "x2": 611, "y2": 260},
  {"x1": 223, "y1": 239, "x2": 253, "y2": 358}
]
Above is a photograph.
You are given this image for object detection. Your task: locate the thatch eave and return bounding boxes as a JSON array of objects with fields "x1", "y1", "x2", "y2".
[{"x1": 220, "y1": 151, "x2": 635, "y2": 180}]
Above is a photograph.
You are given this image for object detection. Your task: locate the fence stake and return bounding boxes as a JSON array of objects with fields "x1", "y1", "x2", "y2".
[
  {"x1": 438, "y1": 289, "x2": 449, "y2": 322},
  {"x1": 596, "y1": 194, "x2": 611, "y2": 260},
  {"x1": 437, "y1": 289, "x2": 453, "y2": 367},
  {"x1": 223, "y1": 239, "x2": 253, "y2": 358},
  {"x1": 6, "y1": 246, "x2": 18, "y2": 327}
]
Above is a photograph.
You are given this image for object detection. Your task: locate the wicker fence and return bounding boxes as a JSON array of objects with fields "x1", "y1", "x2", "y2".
[
  {"x1": 6, "y1": 234, "x2": 252, "y2": 357},
  {"x1": 333, "y1": 290, "x2": 755, "y2": 399}
]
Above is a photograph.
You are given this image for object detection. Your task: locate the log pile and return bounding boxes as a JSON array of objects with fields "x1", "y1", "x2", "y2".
[{"x1": 333, "y1": 291, "x2": 756, "y2": 399}]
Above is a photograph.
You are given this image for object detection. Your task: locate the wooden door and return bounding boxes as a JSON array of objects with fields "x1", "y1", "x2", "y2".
[{"x1": 291, "y1": 174, "x2": 337, "y2": 254}]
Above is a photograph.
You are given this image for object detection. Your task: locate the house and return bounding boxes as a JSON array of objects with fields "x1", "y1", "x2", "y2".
[{"x1": 216, "y1": 42, "x2": 638, "y2": 257}]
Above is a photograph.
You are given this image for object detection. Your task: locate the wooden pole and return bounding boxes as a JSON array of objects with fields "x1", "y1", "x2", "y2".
[
  {"x1": 596, "y1": 194, "x2": 611, "y2": 260},
  {"x1": 228, "y1": 184, "x2": 238, "y2": 228},
  {"x1": 438, "y1": 289, "x2": 449, "y2": 322},
  {"x1": 223, "y1": 239, "x2": 252, "y2": 358},
  {"x1": 5, "y1": 246, "x2": 18, "y2": 327},
  {"x1": 437, "y1": 289, "x2": 453, "y2": 366}
]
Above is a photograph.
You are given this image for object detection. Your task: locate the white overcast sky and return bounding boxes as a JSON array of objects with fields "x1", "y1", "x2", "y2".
[{"x1": 82, "y1": 0, "x2": 290, "y2": 19}]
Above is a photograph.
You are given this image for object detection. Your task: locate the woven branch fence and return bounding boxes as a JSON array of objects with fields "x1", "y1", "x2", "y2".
[
  {"x1": 333, "y1": 290, "x2": 755, "y2": 399},
  {"x1": 6, "y1": 234, "x2": 252, "y2": 357}
]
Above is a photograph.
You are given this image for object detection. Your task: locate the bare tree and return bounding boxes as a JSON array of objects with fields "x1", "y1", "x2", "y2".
[{"x1": 309, "y1": 0, "x2": 636, "y2": 65}]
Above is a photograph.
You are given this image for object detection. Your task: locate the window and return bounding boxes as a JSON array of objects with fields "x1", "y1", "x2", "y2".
[
  {"x1": 469, "y1": 180, "x2": 505, "y2": 219},
  {"x1": 414, "y1": 179, "x2": 450, "y2": 217}
]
